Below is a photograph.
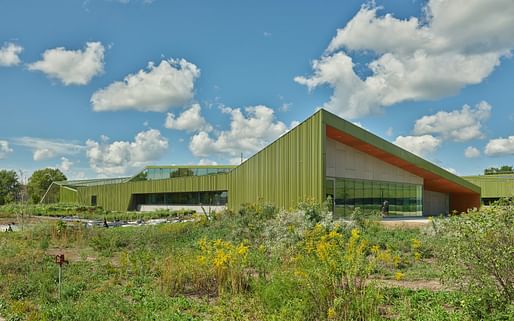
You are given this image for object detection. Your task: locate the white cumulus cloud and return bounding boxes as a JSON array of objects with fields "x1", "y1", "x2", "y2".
[
  {"x1": 86, "y1": 129, "x2": 168, "y2": 175},
  {"x1": 0, "y1": 140, "x2": 13, "y2": 159},
  {"x1": 413, "y1": 101, "x2": 491, "y2": 141},
  {"x1": 0, "y1": 42, "x2": 23, "y2": 66},
  {"x1": 28, "y1": 42, "x2": 105, "y2": 85},
  {"x1": 189, "y1": 105, "x2": 289, "y2": 158},
  {"x1": 198, "y1": 159, "x2": 218, "y2": 165},
  {"x1": 464, "y1": 146, "x2": 481, "y2": 158},
  {"x1": 485, "y1": 136, "x2": 514, "y2": 156},
  {"x1": 295, "y1": 1, "x2": 514, "y2": 119},
  {"x1": 58, "y1": 157, "x2": 73, "y2": 172},
  {"x1": 165, "y1": 103, "x2": 212, "y2": 132},
  {"x1": 91, "y1": 59, "x2": 199, "y2": 112},
  {"x1": 393, "y1": 135, "x2": 441, "y2": 157}
]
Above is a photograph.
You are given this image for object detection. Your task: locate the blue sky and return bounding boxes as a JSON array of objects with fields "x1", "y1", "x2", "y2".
[{"x1": 1, "y1": 0, "x2": 513, "y2": 179}]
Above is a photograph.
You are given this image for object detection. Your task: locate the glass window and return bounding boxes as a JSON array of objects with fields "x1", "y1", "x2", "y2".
[
  {"x1": 354, "y1": 180, "x2": 363, "y2": 208},
  {"x1": 197, "y1": 168, "x2": 208, "y2": 176},
  {"x1": 362, "y1": 180, "x2": 373, "y2": 211},
  {"x1": 333, "y1": 179, "x2": 344, "y2": 217},
  {"x1": 327, "y1": 177, "x2": 422, "y2": 217},
  {"x1": 344, "y1": 179, "x2": 354, "y2": 216},
  {"x1": 416, "y1": 185, "x2": 423, "y2": 214},
  {"x1": 372, "y1": 181, "x2": 381, "y2": 211}
]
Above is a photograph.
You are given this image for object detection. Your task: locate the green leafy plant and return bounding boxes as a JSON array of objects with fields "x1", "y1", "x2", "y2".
[{"x1": 432, "y1": 200, "x2": 514, "y2": 319}]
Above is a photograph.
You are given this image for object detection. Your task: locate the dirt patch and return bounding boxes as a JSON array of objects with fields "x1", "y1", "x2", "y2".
[
  {"x1": 371, "y1": 278, "x2": 447, "y2": 291},
  {"x1": 380, "y1": 220, "x2": 430, "y2": 229}
]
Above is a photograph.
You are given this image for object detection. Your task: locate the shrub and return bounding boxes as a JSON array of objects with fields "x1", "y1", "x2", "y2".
[
  {"x1": 297, "y1": 226, "x2": 382, "y2": 320},
  {"x1": 432, "y1": 200, "x2": 514, "y2": 319},
  {"x1": 159, "y1": 253, "x2": 214, "y2": 296},
  {"x1": 197, "y1": 238, "x2": 252, "y2": 295}
]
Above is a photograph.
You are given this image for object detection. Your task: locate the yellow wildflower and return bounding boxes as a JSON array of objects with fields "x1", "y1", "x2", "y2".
[
  {"x1": 328, "y1": 230, "x2": 342, "y2": 239},
  {"x1": 411, "y1": 238, "x2": 421, "y2": 250},
  {"x1": 197, "y1": 255, "x2": 207, "y2": 265},
  {"x1": 395, "y1": 271, "x2": 404, "y2": 281},
  {"x1": 351, "y1": 228, "x2": 360, "y2": 239},
  {"x1": 414, "y1": 252, "x2": 422, "y2": 261},
  {"x1": 213, "y1": 250, "x2": 230, "y2": 268},
  {"x1": 236, "y1": 243, "x2": 249, "y2": 256},
  {"x1": 327, "y1": 307, "x2": 336, "y2": 319},
  {"x1": 393, "y1": 255, "x2": 401, "y2": 268}
]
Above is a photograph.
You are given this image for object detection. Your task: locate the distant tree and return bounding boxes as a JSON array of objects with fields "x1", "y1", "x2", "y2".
[
  {"x1": 170, "y1": 168, "x2": 195, "y2": 178},
  {"x1": 27, "y1": 168, "x2": 66, "y2": 203},
  {"x1": 499, "y1": 165, "x2": 513, "y2": 173},
  {"x1": 484, "y1": 165, "x2": 514, "y2": 175},
  {"x1": 0, "y1": 170, "x2": 21, "y2": 205}
]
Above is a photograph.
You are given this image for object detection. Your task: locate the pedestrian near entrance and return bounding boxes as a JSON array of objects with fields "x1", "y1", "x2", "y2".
[{"x1": 381, "y1": 200, "x2": 389, "y2": 217}]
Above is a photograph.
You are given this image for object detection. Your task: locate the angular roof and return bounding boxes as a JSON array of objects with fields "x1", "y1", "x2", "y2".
[{"x1": 321, "y1": 109, "x2": 480, "y2": 194}]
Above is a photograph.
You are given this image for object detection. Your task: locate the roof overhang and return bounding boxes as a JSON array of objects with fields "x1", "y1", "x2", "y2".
[{"x1": 322, "y1": 110, "x2": 480, "y2": 195}]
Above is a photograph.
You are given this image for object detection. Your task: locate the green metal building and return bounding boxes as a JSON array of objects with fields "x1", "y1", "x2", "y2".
[
  {"x1": 463, "y1": 174, "x2": 514, "y2": 204},
  {"x1": 42, "y1": 109, "x2": 481, "y2": 216}
]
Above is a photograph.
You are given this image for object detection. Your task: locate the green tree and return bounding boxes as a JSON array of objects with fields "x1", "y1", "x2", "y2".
[
  {"x1": 27, "y1": 168, "x2": 66, "y2": 203},
  {"x1": 484, "y1": 165, "x2": 514, "y2": 175},
  {"x1": 0, "y1": 170, "x2": 21, "y2": 205}
]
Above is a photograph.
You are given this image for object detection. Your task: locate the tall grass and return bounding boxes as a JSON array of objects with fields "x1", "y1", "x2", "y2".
[{"x1": 0, "y1": 201, "x2": 511, "y2": 320}]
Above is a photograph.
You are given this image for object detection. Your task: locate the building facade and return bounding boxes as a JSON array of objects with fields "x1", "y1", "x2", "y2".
[
  {"x1": 42, "y1": 109, "x2": 481, "y2": 216},
  {"x1": 463, "y1": 174, "x2": 514, "y2": 204}
]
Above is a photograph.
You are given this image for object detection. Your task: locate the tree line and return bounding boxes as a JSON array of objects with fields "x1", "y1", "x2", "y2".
[
  {"x1": 0, "y1": 168, "x2": 66, "y2": 205},
  {"x1": 484, "y1": 165, "x2": 514, "y2": 175}
]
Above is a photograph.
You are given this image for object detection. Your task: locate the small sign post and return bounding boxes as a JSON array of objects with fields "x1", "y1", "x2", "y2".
[{"x1": 54, "y1": 254, "x2": 69, "y2": 300}]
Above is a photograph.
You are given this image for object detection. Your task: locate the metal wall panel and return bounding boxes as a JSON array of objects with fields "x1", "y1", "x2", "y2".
[
  {"x1": 77, "y1": 174, "x2": 229, "y2": 211},
  {"x1": 227, "y1": 112, "x2": 324, "y2": 210},
  {"x1": 463, "y1": 176, "x2": 514, "y2": 198},
  {"x1": 60, "y1": 186, "x2": 78, "y2": 203}
]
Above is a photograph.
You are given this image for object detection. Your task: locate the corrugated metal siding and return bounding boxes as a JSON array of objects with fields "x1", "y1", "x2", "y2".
[
  {"x1": 77, "y1": 174, "x2": 229, "y2": 211},
  {"x1": 227, "y1": 112, "x2": 324, "y2": 210},
  {"x1": 60, "y1": 186, "x2": 78, "y2": 203},
  {"x1": 463, "y1": 176, "x2": 514, "y2": 198}
]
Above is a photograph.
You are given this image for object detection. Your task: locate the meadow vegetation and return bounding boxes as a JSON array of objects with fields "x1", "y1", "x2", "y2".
[
  {"x1": 0, "y1": 200, "x2": 512, "y2": 320},
  {"x1": 0, "y1": 203, "x2": 195, "y2": 222}
]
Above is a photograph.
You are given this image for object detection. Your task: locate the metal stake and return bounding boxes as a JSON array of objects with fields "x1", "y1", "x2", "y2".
[{"x1": 54, "y1": 254, "x2": 68, "y2": 300}]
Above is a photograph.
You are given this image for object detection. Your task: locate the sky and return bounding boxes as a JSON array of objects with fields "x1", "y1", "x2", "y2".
[{"x1": 1, "y1": 0, "x2": 514, "y2": 180}]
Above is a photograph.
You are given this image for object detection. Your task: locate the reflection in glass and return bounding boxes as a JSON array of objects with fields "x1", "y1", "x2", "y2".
[{"x1": 328, "y1": 177, "x2": 422, "y2": 217}]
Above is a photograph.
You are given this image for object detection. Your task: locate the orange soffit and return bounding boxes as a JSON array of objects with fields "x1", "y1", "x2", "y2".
[{"x1": 325, "y1": 125, "x2": 476, "y2": 194}]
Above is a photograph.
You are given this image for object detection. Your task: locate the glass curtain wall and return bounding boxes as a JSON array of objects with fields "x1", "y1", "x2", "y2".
[
  {"x1": 133, "y1": 167, "x2": 232, "y2": 181},
  {"x1": 326, "y1": 177, "x2": 422, "y2": 216},
  {"x1": 133, "y1": 191, "x2": 228, "y2": 207}
]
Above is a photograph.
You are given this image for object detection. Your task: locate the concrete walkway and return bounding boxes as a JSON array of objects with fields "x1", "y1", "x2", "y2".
[{"x1": 381, "y1": 216, "x2": 431, "y2": 227}]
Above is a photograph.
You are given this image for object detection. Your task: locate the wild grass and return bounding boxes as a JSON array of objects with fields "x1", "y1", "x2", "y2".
[
  {"x1": 0, "y1": 201, "x2": 512, "y2": 320},
  {"x1": 0, "y1": 203, "x2": 195, "y2": 222}
]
